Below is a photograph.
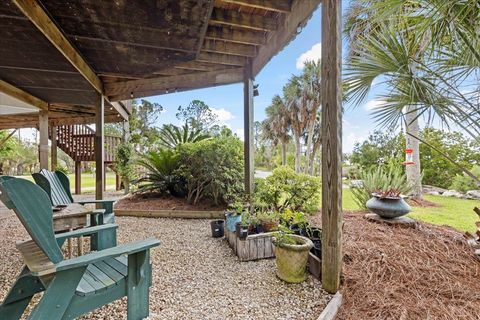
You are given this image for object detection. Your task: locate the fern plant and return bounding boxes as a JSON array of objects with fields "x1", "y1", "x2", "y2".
[{"x1": 133, "y1": 149, "x2": 186, "y2": 196}]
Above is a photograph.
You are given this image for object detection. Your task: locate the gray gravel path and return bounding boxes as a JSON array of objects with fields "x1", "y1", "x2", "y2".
[{"x1": 0, "y1": 216, "x2": 330, "y2": 319}]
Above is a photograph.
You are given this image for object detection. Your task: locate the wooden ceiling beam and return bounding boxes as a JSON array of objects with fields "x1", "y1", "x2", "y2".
[
  {"x1": 219, "y1": 0, "x2": 291, "y2": 13},
  {"x1": 197, "y1": 52, "x2": 247, "y2": 66},
  {"x1": 252, "y1": 0, "x2": 321, "y2": 75},
  {"x1": 210, "y1": 8, "x2": 277, "y2": 32},
  {"x1": 13, "y1": 0, "x2": 104, "y2": 94},
  {"x1": 105, "y1": 68, "x2": 244, "y2": 101},
  {"x1": 202, "y1": 39, "x2": 257, "y2": 57},
  {"x1": 205, "y1": 26, "x2": 267, "y2": 45},
  {"x1": 0, "y1": 79, "x2": 48, "y2": 110}
]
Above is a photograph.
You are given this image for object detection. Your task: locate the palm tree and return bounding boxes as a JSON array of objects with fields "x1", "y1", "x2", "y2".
[
  {"x1": 157, "y1": 122, "x2": 210, "y2": 149},
  {"x1": 344, "y1": 0, "x2": 480, "y2": 198},
  {"x1": 262, "y1": 95, "x2": 291, "y2": 166},
  {"x1": 299, "y1": 61, "x2": 322, "y2": 174}
]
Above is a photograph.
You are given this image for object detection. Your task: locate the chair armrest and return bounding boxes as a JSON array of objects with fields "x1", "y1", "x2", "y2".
[
  {"x1": 76, "y1": 200, "x2": 116, "y2": 205},
  {"x1": 51, "y1": 239, "x2": 160, "y2": 274},
  {"x1": 55, "y1": 224, "x2": 117, "y2": 242}
]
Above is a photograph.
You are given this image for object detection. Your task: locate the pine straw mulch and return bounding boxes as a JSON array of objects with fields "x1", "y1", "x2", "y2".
[{"x1": 310, "y1": 212, "x2": 480, "y2": 320}]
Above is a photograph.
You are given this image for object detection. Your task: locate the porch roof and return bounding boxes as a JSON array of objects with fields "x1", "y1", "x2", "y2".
[{"x1": 0, "y1": 0, "x2": 321, "y2": 129}]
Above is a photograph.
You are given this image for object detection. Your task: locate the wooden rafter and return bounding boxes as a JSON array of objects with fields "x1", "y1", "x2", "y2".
[
  {"x1": 0, "y1": 79, "x2": 48, "y2": 110},
  {"x1": 205, "y1": 26, "x2": 267, "y2": 45},
  {"x1": 252, "y1": 0, "x2": 321, "y2": 75},
  {"x1": 220, "y1": 0, "x2": 291, "y2": 13},
  {"x1": 202, "y1": 39, "x2": 257, "y2": 57},
  {"x1": 13, "y1": 0, "x2": 104, "y2": 94},
  {"x1": 105, "y1": 68, "x2": 244, "y2": 101},
  {"x1": 210, "y1": 8, "x2": 277, "y2": 32},
  {"x1": 197, "y1": 52, "x2": 247, "y2": 66}
]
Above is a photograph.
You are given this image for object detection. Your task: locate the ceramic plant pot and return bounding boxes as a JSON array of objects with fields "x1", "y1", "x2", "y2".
[
  {"x1": 272, "y1": 235, "x2": 313, "y2": 283},
  {"x1": 366, "y1": 195, "x2": 412, "y2": 219}
]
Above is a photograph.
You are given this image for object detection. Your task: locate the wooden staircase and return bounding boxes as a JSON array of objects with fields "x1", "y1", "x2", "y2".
[
  {"x1": 51, "y1": 124, "x2": 123, "y2": 194},
  {"x1": 53, "y1": 124, "x2": 121, "y2": 163}
]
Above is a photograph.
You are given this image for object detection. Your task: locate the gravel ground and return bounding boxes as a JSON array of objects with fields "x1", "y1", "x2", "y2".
[{"x1": 0, "y1": 216, "x2": 331, "y2": 320}]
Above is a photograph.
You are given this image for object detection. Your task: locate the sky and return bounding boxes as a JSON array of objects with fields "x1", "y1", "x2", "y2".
[{"x1": 140, "y1": 1, "x2": 380, "y2": 153}]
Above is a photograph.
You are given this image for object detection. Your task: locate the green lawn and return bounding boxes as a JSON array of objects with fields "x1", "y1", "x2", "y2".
[
  {"x1": 16, "y1": 172, "x2": 117, "y2": 193},
  {"x1": 339, "y1": 188, "x2": 479, "y2": 233}
]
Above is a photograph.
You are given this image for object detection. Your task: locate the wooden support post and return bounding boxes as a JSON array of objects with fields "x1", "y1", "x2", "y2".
[
  {"x1": 95, "y1": 93, "x2": 105, "y2": 200},
  {"x1": 116, "y1": 174, "x2": 121, "y2": 191},
  {"x1": 321, "y1": 0, "x2": 343, "y2": 294},
  {"x1": 51, "y1": 126, "x2": 57, "y2": 171},
  {"x1": 75, "y1": 161, "x2": 81, "y2": 195},
  {"x1": 38, "y1": 110, "x2": 49, "y2": 170},
  {"x1": 243, "y1": 61, "x2": 254, "y2": 200}
]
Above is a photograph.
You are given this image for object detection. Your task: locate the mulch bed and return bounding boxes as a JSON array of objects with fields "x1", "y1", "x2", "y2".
[
  {"x1": 310, "y1": 212, "x2": 480, "y2": 320},
  {"x1": 114, "y1": 193, "x2": 226, "y2": 211}
]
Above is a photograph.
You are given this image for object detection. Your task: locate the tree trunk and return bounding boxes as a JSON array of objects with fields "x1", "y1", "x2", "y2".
[
  {"x1": 405, "y1": 106, "x2": 422, "y2": 199},
  {"x1": 309, "y1": 139, "x2": 321, "y2": 176},
  {"x1": 281, "y1": 142, "x2": 287, "y2": 166},
  {"x1": 304, "y1": 120, "x2": 315, "y2": 174},
  {"x1": 294, "y1": 135, "x2": 302, "y2": 173}
]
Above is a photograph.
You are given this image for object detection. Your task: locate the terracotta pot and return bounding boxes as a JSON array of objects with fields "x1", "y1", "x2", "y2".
[
  {"x1": 262, "y1": 221, "x2": 278, "y2": 232},
  {"x1": 272, "y1": 235, "x2": 313, "y2": 283},
  {"x1": 366, "y1": 195, "x2": 411, "y2": 219}
]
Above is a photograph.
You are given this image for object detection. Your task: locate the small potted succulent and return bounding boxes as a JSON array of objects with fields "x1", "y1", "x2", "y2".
[
  {"x1": 272, "y1": 226, "x2": 313, "y2": 283},
  {"x1": 366, "y1": 169, "x2": 413, "y2": 219}
]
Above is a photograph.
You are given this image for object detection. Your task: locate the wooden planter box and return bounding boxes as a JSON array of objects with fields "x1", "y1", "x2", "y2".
[
  {"x1": 307, "y1": 252, "x2": 321, "y2": 279},
  {"x1": 225, "y1": 229, "x2": 275, "y2": 261}
]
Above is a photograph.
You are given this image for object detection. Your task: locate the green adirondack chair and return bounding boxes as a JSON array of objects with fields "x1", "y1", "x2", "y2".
[
  {"x1": 0, "y1": 177, "x2": 160, "y2": 320},
  {"x1": 32, "y1": 169, "x2": 116, "y2": 250}
]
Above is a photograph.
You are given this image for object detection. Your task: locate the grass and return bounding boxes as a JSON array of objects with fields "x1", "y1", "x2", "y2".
[
  {"x1": 16, "y1": 172, "x2": 117, "y2": 193},
  {"x1": 339, "y1": 188, "x2": 479, "y2": 233}
]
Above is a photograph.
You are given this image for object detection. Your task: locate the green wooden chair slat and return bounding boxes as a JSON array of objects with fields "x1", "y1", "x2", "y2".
[{"x1": 0, "y1": 177, "x2": 160, "y2": 319}]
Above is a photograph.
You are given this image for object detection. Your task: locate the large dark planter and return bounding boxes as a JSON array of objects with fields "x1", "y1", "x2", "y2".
[{"x1": 366, "y1": 195, "x2": 412, "y2": 219}]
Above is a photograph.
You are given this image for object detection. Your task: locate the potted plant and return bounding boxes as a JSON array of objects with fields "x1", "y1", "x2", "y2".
[
  {"x1": 257, "y1": 211, "x2": 279, "y2": 232},
  {"x1": 365, "y1": 167, "x2": 413, "y2": 219},
  {"x1": 307, "y1": 226, "x2": 322, "y2": 258},
  {"x1": 280, "y1": 209, "x2": 309, "y2": 236},
  {"x1": 236, "y1": 211, "x2": 249, "y2": 239},
  {"x1": 272, "y1": 226, "x2": 313, "y2": 283}
]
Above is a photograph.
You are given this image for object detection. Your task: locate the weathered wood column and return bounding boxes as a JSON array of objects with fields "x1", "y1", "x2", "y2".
[
  {"x1": 243, "y1": 61, "x2": 254, "y2": 199},
  {"x1": 75, "y1": 161, "x2": 81, "y2": 194},
  {"x1": 38, "y1": 110, "x2": 49, "y2": 170},
  {"x1": 321, "y1": 0, "x2": 343, "y2": 293},
  {"x1": 95, "y1": 93, "x2": 105, "y2": 200},
  {"x1": 51, "y1": 126, "x2": 57, "y2": 171}
]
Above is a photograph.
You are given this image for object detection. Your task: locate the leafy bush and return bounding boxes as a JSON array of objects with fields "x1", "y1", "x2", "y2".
[
  {"x1": 255, "y1": 166, "x2": 321, "y2": 214},
  {"x1": 350, "y1": 165, "x2": 413, "y2": 209},
  {"x1": 55, "y1": 165, "x2": 70, "y2": 175},
  {"x1": 177, "y1": 135, "x2": 244, "y2": 205},
  {"x1": 450, "y1": 165, "x2": 480, "y2": 192},
  {"x1": 134, "y1": 149, "x2": 186, "y2": 196},
  {"x1": 115, "y1": 142, "x2": 135, "y2": 192}
]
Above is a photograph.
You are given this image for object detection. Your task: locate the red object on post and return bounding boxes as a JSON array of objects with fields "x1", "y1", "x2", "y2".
[{"x1": 402, "y1": 148, "x2": 415, "y2": 165}]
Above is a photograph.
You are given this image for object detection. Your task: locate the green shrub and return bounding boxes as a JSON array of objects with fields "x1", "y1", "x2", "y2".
[
  {"x1": 450, "y1": 165, "x2": 480, "y2": 192},
  {"x1": 254, "y1": 166, "x2": 321, "y2": 214},
  {"x1": 177, "y1": 135, "x2": 244, "y2": 205},
  {"x1": 55, "y1": 165, "x2": 70, "y2": 175},
  {"x1": 134, "y1": 149, "x2": 186, "y2": 196}
]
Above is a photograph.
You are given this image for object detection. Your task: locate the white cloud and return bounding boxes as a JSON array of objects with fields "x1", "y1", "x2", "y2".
[
  {"x1": 211, "y1": 108, "x2": 234, "y2": 122},
  {"x1": 296, "y1": 42, "x2": 321, "y2": 70},
  {"x1": 343, "y1": 132, "x2": 367, "y2": 153},
  {"x1": 364, "y1": 99, "x2": 386, "y2": 111}
]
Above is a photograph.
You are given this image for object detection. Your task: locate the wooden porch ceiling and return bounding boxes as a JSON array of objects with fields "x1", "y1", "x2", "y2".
[{"x1": 0, "y1": 0, "x2": 321, "y2": 128}]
